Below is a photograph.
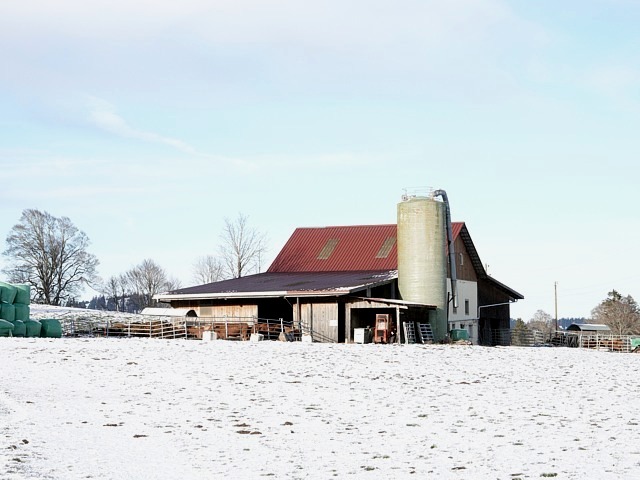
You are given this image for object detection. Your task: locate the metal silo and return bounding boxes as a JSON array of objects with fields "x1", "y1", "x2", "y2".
[{"x1": 397, "y1": 191, "x2": 447, "y2": 341}]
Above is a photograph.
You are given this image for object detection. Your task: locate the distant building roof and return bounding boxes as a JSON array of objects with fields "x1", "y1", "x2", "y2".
[{"x1": 566, "y1": 323, "x2": 611, "y2": 332}]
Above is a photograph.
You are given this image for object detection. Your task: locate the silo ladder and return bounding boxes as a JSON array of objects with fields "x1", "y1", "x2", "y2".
[
  {"x1": 403, "y1": 322, "x2": 417, "y2": 344},
  {"x1": 417, "y1": 323, "x2": 434, "y2": 343}
]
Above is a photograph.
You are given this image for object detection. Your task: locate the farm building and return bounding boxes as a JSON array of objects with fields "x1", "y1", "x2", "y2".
[
  {"x1": 156, "y1": 193, "x2": 523, "y2": 345},
  {"x1": 566, "y1": 323, "x2": 611, "y2": 333}
]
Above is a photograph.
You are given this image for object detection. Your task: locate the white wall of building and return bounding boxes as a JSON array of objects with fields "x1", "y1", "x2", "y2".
[{"x1": 447, "y1": 279, "x2": 478, "y2": 344}]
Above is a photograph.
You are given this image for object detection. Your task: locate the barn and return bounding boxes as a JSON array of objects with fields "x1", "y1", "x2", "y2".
[{"x1": 156, "y1": 193, "x2": 523, "y2": 345}]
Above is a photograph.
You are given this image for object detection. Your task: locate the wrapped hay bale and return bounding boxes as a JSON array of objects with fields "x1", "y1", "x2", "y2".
[
  {"x1": 40, "y1": 319, "x2": 62, "y2": 338},
  {"x1": 13, "y1": 303, "x2": 30, "y2": 321},
  {"x1": 14, "y1": 284, "x2": 31, "y2": 305},
  {"x1": 24, "y1": 319, "x2": 42, "y2": 338},
  {"x1": 0, "y1": 303, "x2": 16, "y2": 322},
  {"x1": 10, "y1": 319, "x2": 26, "y2": 337},
  {"x1": 0, "y1": 319, "x2": 15, "y2": 337},
  {"x1": 0, "y1": 281, "x2": 17, "y2": 304}
]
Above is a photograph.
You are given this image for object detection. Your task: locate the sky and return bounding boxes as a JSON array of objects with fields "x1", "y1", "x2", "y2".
[
  {"x1": 1, "y1": 0, "x2": 640, "y2": 321},
  {"x1": 3, "y1": 329, "x2": 640, "y2": 478}
]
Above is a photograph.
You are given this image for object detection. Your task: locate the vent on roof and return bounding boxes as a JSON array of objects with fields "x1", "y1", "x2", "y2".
[
  {"x1": 317, "y1": 238, "x2": 339, "y2": 260},
  {"x1": 376, "y1": 236, "x2": 396, "y2": 259}
]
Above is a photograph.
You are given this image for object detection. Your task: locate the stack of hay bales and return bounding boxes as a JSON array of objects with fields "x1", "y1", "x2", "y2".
[
  {"x1": 0, "y1": 281, "x2": 19, "y2": 337},
  {"x1": 0, "y1": 281, "x2": 58, "y2": 338}
]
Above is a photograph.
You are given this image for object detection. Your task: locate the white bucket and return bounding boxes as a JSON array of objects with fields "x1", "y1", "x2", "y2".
[{"x1": 202, "y1": 331, "x2": 216, "y2": 341}]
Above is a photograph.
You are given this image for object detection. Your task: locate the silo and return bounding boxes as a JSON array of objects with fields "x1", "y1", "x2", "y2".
[{"x1": 397, "y1": 193, "x2": 447, "y2": 341}]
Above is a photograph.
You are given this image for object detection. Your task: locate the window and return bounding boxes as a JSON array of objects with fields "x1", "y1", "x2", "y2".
[
  {"x1": 376, "y1": 237, "x2": 396, "y2": 258},
  {"x1": 317, "y1": 239, "x2": 339, "y2": 260},
  {"x1": 464, "y1": 299, "x2": 470, "y2": 315}
]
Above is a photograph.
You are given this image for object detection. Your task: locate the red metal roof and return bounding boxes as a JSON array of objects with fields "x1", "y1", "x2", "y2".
[{"x1": 268, "y1": 223, "x2": 464, "y2": 273}]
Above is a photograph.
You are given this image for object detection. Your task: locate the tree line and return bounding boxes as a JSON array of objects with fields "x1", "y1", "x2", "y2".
[
  {"x1": 4, "y1": 209, "x2": 640, "y2": 333},
  {"x1": 513, "y1": 290, "x2": 640, "y2": 336},
  {"x1": 1, "y1": 209, "x2": 267, "y2": 313}
]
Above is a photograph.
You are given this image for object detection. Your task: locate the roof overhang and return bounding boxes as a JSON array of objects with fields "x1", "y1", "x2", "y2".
[
  {"x1": 481, "y1": 275, "x2": 524, "y2": 300},
  {"x1": 140, "y1": 307, "x2": 197, "y2": 317},
  {"x1": 155, "y1": 291, "x2": 289, "y2": 302},
  {"x1": 348, "y1": 296, "x2": 436, "y2": 309},
  {"x1": 155, "y1": 289, "x2": 359, "y2": 302}
]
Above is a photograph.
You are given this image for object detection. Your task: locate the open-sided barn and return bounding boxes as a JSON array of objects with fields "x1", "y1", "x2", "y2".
[{"x1": 156, "y1": 194, "x2": 523, "y2": 345}]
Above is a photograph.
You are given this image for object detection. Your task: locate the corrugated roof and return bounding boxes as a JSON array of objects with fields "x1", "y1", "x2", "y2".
[
  {"x1": 566, "y1": 323, "x2": 611, "y2": 332},
  {"x1": 157, "y1": 270, "x2": 398, "y2": 300},
  {"x1": 268, "y1": 223, "x2": 465, "y2": 273}
]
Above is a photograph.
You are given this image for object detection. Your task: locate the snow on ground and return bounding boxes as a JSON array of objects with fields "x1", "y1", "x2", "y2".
[{"x1": 1, "y1": 337, "x2": 639, "y2": 480}]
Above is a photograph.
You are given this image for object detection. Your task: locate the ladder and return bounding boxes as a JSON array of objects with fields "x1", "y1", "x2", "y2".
[
  {"x1": 417, "y1": 323, "x2": 434, "y2": 344},
  {"x1": 403, "y1": 322, "x2": 417, "y2": 344}
]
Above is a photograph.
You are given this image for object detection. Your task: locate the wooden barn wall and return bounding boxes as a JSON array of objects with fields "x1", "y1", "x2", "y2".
[
  {"x1": 295, "y1": 300, "x2": 339, "y2": 342},
  {"x1": 478, "y1": 281, "x2": 511, "y2": 329},
  {"x1": 171, "y1": 300, "x2": 257, "y2": 319},
  {"x1": 449, "y1": 236, "x2": 477, "y2": 282}
]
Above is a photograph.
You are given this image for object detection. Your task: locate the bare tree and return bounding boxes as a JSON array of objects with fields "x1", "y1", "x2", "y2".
[
  {"x1": 2, "y1": 209, "x2": 99, "y2": 305},
  {"x1": 125, "y1": 259, "x2": 169, "y2": 311},
  {"x1": 591, "y1": 290, "x2": 640, "y2": 335},
  {"x1": 192, "y1": 255, "x2": 226, "y2": 284},
  {"x1": 219, "y1": 213, "x2": 268, "y2": 278},
  {"x1": 103, "y1": 275, "x2": 124, "y2": 312},
  {"x1": 164, "y1": 276, "x2": 182, "y2": 292},
  {"x1": 527, "y1": 309, "x2": 554, "y2": 336},
  {"x1": 102, "y1": 274, "x2": 135, "y2": 312}
]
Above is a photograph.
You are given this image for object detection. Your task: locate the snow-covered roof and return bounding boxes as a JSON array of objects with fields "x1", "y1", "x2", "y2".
[{"x1": 140, "y1": 307, "x2": 197, "y2": 317}]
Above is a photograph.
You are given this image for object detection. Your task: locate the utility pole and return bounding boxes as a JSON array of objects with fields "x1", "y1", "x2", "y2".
[{"x1": 554, "y1": 281, "x2": 558, "y2": 332}]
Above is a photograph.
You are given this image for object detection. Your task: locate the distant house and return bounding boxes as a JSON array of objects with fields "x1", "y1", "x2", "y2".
[{"x1": 156, "y1": 221, "x2": 523, "y2": 345}]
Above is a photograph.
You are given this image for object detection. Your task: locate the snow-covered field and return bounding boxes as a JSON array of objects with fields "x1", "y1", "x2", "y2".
[{"x1": 1, "y1": 337, "x2": 638, "y2": 480}]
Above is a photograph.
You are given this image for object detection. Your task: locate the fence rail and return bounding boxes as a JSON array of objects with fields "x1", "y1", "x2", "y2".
[
  {"x1": 556, "y1": 333, "x2": 638, "y2": 353},
  {"x1": 58, "y1": 315, "x2": 312, "y2": 341},
  {"x1": 509, "y1": 328, "x2": 639, "y2": 353}
]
